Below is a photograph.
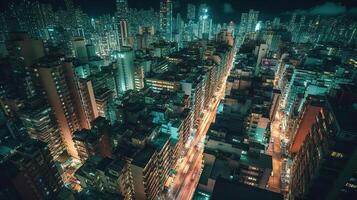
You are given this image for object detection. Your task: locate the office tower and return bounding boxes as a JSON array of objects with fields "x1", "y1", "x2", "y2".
[
  {"x1": 160, "y1": 0, "x2": 173, "y2": 41},
  {"x1": 34, "y1": 55, "x2": 93, "y2": 158},
  {"x1": 19, "y1": 98, "x2": 65, "y2": 159},
  {"x1": 112, "y1": 47, "x2": 135, "y2": 93},
  {"x1": 0, "y1": 140, "x2": 63, "y2": 200},
  {"x1": 187, "y1": 3, "x2": 196, "y2": 21},
  {"x1": 290, "y1": 87, "x2": 357, "y2": 199}
]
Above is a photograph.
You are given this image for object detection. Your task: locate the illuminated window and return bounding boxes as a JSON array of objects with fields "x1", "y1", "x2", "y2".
[
  {"x1": 345, "y1": 183, "x2": 357, "y2": 189},
  {"x1": 331, "y1": 151, "x2": 343, "y2": 158}
]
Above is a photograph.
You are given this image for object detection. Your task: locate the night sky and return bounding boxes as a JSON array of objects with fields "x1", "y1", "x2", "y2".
[{"x1": 1, "y1": 0, "x2": 356, "y2": 22}]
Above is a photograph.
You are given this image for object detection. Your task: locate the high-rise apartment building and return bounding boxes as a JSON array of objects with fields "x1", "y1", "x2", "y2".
[
  {"x1": 239, "y1": 9, "x2": 259, "y2": 36},
  {"x1": 116, "y1": 0, "x2": 128, "y2": 20},
  {"x1": 238, "y1": 13, "x2": 248, "y2": 36},
  {"x1": 116, "y1": 0, "x2": 129, "y2": 49},
  {"x1": 78, "y1": 79, "x2": 99, "y2": 124},
  {"x1": 247, "y1": 10, "x2": 259, "y2": 32},
  {"x1": 0, "y1": 140, "x2": 63, "y2": 200},
  {"x1": 75, "y1": 156, "x2": 131, "y2": 197},
  {"x1": 19, "y1": 98, "x2": 65, "y2": 159},
  {"x1": 34, "y1": 55, "x2": 95, "y2": 158},
  {"x1": 290, "y1": 86, "x2": 357, "y2": 199},
  {"x1": 112, "y1": 47, "x2": 135, "y2": 93},
  {"x1": 160, "y1": 0, "x2": 173, "y2": 41},
  {"x1": 119, "y1": 19, "x2": 129, "y2": 48},
  {"x1": 72, "y1": 37, "x2": 88, "y2": 60},
  {"x1": 198, "y1": 4, "x2": 212, "y2": 39},
  {"x1": 130, "y1": 133, "x2": 176, "y2": 200},
  {"x1": 134, "y1": 62, "x2": 145, "y2": 91}
]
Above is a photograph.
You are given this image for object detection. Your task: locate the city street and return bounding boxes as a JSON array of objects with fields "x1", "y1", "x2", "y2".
[
  {"x1": 167, "y1": 48, "x2": 236, "y2": 200},
  {"x1": 267, "y1": 112, "x2": 283, "y2": 193}
]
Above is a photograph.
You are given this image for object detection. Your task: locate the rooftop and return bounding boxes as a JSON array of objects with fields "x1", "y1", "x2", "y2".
[
  {"x1": 132, "y1": 145, "x2": 156, "y2": 168},
  {"x1": 151, "y1": 132, "x2": 170, "y2": 150},
  {"x1": 329, "y1": 84, "x2": 357, "y2": 134},
  {"x1": 211, "y1": 177, "x2": 283, "y2": 200},
  {"x1": 239, "y1": 151, "x2": 273, "y2": 170}
]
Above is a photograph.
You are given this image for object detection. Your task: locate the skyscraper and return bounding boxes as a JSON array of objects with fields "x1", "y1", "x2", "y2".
[
  {"x1": 247, "y1": 9, "x2": 259, "y2": 33},
  {"x1": 239, "y1": 9, "x2": 259, "y2": 36},
  {"x1": 116, "y1": 0, "x2": 128, "y2": 20},
  {"x1": 198, "y1": 4, "x2": 212, "y2": 39},
  {"x1": 34, "y1": 55, "x2": 95, "y2": 158},
  {"x1": 119, "y1": 19, "x2": 129, "y2": 47},
  {"x1": 238, "y1": 13, "x2": 248, "y2": 35},
  {"x1": 116, "y1": 0, "x2": 129, "y2": 48},
  {"x1": 112, "y1": 47, "x2": 135, "y2": 93},
  {"x1": 72, "y1": 37, "x2": 88, "y2": 60},
  {"x1": 78, "y1": 79, "x2": 99, "y2": 123},
  {"x1": 160, "y1": 0, "x2": 173, "y2": 41}
]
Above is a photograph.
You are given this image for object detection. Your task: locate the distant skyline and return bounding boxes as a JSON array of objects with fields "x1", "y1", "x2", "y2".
[{"x1": 1, "y1": 0, "x2": 356, "y2": 22}]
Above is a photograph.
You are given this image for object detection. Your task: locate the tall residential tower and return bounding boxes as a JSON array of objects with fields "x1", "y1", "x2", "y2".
[{"x1": 160, "y1": 0, "x2": 173, "y2": 41}]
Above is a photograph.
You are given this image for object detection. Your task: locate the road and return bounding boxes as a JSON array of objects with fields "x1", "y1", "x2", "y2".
[
  {"x1": 167, "y1": 47, "x2": 236, "y2": 200},
  {"x1": 266, "y1": 111, "x2": 282, "y2": 193}
]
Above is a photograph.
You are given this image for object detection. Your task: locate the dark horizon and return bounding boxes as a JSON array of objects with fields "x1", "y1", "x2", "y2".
[{"x1": 1, "y1": 0, "x2": 357, "y2": 22}]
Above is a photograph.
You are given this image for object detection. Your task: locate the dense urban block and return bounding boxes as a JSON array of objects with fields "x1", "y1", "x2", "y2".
[{"x1": 0, "y1": 0, "x2": 356, "y2": 200}]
